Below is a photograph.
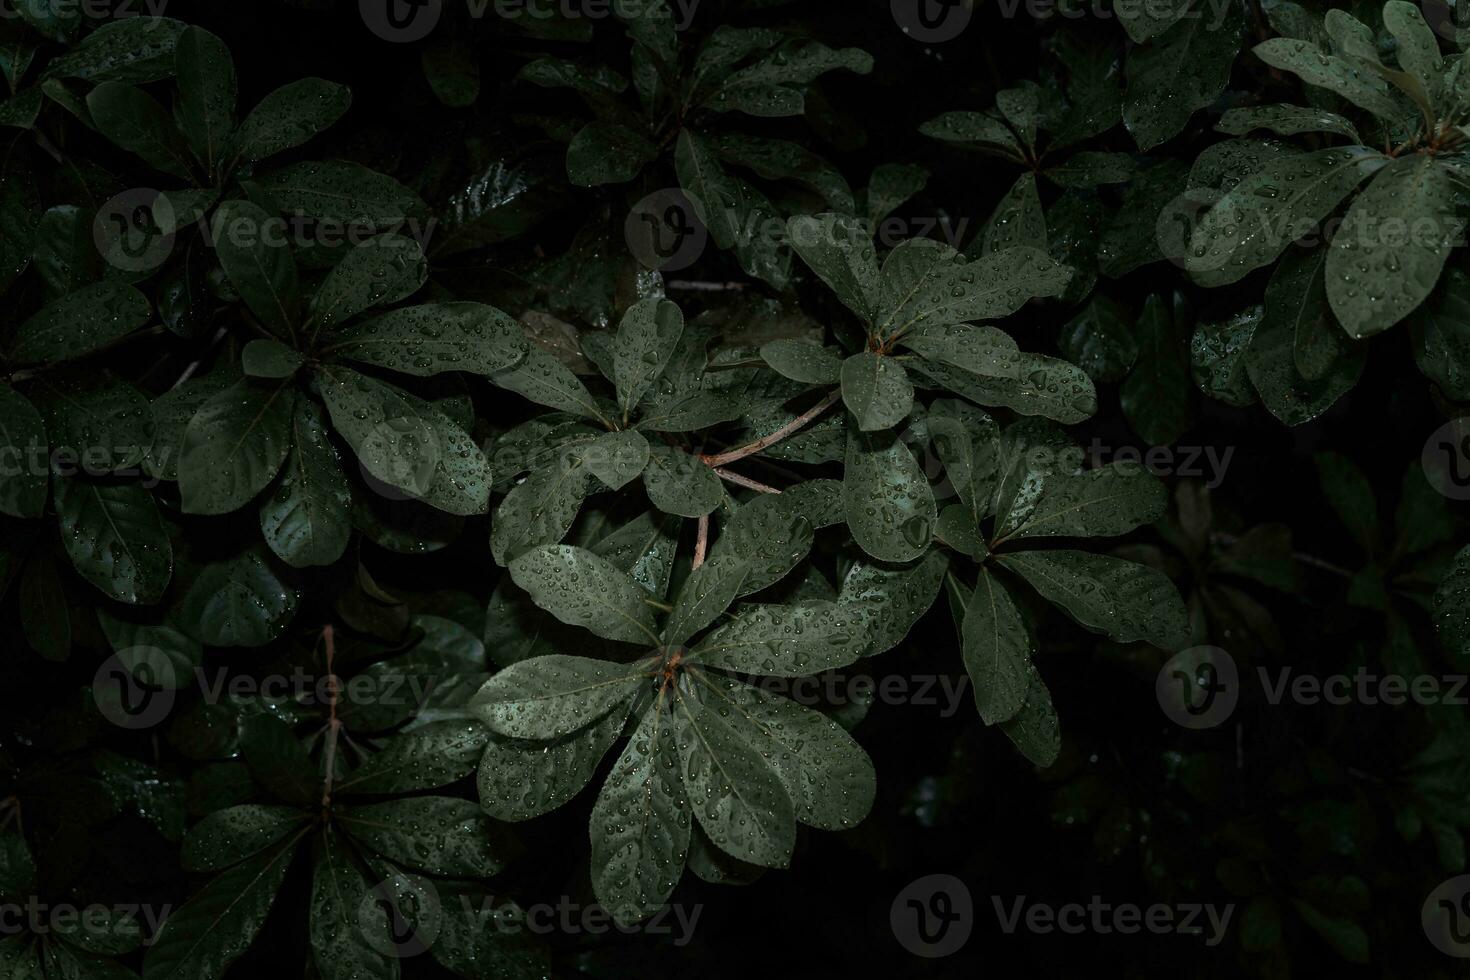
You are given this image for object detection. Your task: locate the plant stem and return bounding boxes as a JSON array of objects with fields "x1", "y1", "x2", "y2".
[
  {"x1": 320, "y1": 624, "x2": 341, "y2": 811},
  {"x1": 713, "y1": 467, "x2": 781, "y2": 494},
  {"x1": 693, "y1": 515, "x2": 709, "y2": 570},
  {"x1": 702, "y1": 390, "x2": 841, "y2": 467}
]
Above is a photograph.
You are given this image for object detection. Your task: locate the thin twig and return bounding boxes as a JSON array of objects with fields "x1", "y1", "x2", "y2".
[
  {"x1": 320, "y1": 624, "x2": 341, "y2": 810},
  {"x1": 172, "y1": 325, "x2": 230, "y2": 389},
  {"x1": 714, "y1": 468, "x2": 781, "y2": 494},
  {"x1": 693, "y1": 515, "x2": 709, "y2": 570},
  {"x1": 702, "y1": 390, "x2": 841, "y2": 467},
  {"x1": 666, "y1": 280, "x2": 748, "y2": 292}
]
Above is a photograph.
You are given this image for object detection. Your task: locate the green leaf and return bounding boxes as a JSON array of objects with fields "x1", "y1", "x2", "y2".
[
  {"x1": 143, "y1": 836, "x2": 300, "y2": 980},
  {"x1": 318, "y1": 365, "x2": 491, "y2": 516},
  {"x1": 1123, "y1": 6, "x2": 1243, "y2": 151},
  {"x1": 181, "y1": 805, "x2": 308, "y2": 873},
  {"x1": 786, "y1": 213, "x2": 881, "y2": 322},
  {"x1": 1246, "y1": 247, "x2": 1366, "y2": 425},
  {"x1": 490, "y1": 439, "x2": 593, "y2": 565},
  {"x1": 331, "y1": 302, "x2": 529, "y2": 378},
  {"x1": 254, "y1": 161, "x2": 423, "y2": 229},
  {"x1": 86, "y1": 81, "x2": 194, "y2": 179},
  {"x1": 41, "y1": 17, "x2": 188, "y2": 83},
  {"x1": 999, "y1": 669, "x2": 1061, "y2": 767},
  {"x1": 260, "y1": 400, "x2": 351, "y2": 568},
  {"x1": 178, "y1": 379, "x2": 295, "y2": 515},
  {"x1": 1043, "y1": 151, "x2": 1136, "y2": 189},
  {"x1": 1121, "y1": 294, "x2": 1194, "y2": 445},
  {"x1": 1190, "y1": 308, "x2": 1260, "y2": 407},
  {"x1": 690, "y1": 601, "x2": 868, "y2": 676},
  {"x1": 675, "y1": 129, "x2": 790, "y2": 288},
  {"x1": 470, "y1": 654, "x2": 640, "y2": 738},
  {"x1": 1435, "y1": 545, "x2": 1470, "y2": 660},
  {"x1": 7, "y1": 282, "x2": 151, "y2": 366},
  {"x1": 240, "y1": 714, "x2": 319, "y2": 806},
  {"x1": 1315, "y1": 451, "x2": 1378, "y2": 554},
  {"x1": 29, "y1": 369, "x2": 151, "y2": 473},
  {"x1": 1253, "y1": 38, "x2": 1406, "y2": 122},
  {"x1": 589, "y1": 699, "x2": 690, "y2": 925},
  {"x1": 1117, "y1": 0, "x2": 1191, "y2": 41},
  {"x1": 901, "y1": 323, "x2": 1097, "y2": 424},
  {"x1": 614, "y1": 297, "x2": 683, "y2": 417},
  {"x1": 1410, "y1": 266, "x2": 1470, "y2": 400},
  {"x1": 1327, "y1": 155, "x2": 1462, "y2": 338},
  {"x1": 307, "y1": 233, "x2": 428, "y2": 331},
  {"x1": 55, "y1": 478, "x2": 172, "y2": 604},
  {"x1": 230, "y1": 79, "x2": 351, "y2": 165},
  {"x1": 866, "y1": 163, "x2": 930, "y2": 225},
  {"x1": 694, "y1": 672, "x2": 874, "y2": 830},
  {"x1": 979, "y1": 173, "x2": 1046, "y2": 254},
  {"x1": 995, "y1": 461, "x2": 1167, "y2": 544},
  {"x1": 674, "y1": 687, "x2": 795, "y2": 868},
  {"x1": 919, "y1": 111, "x2": 1024, "y2": 159},
  {"x1": 1187, "y1": 147, "x2": 1387, "y2": 287},
  {"x1": 176, "y1": 546, "x2": 299, "y2": 647},
  {"x1": 843, "y1": 426, "x2": 935, "y2": 563},
  {"x1": 583, "y1": 429, "x2": 650, "y2": 490},
  {"x1": 1058, "y1": 295, "x2": 1139, "y2": 382},
  {"x1": 841, "y1": 352, "x2": 912, "y2": 431},
  {"x1": 478, "y1": 707, "x2": 627, "y2": 821},
  {"x1": 876, "y1": 241, "x2": 1072, "y2": 338},
  {"x1": 1217, "y1": 104, "x2": 1360, "y2": 141},
  {"x1": 706, "y1": 132, "x2": 855, "y2": 212},
  {"x1": 336, "y1": 720, "x2": 489, "y2": 796},
  {"x1": 97, "y1": 607, "x2": 202, "y2": 693},
  {"x1": 340, "y1": 798, "x2": 504, "y2": 877},
  {"x1": 999, "y1": 550, "x2": 1190, "y2": 650},
  {"x1": 1098, "y1": 159, "x2": 1190, "y2": 278},
  {"x1": 507, "y1": 545, "x2": 661, "y2": 645},
  {"x1": 838, "y1": 550, "x2": 948, "y2": 656},
  {"x1": 212, "y1": 199, "x2": 301, "y2": 338},
  {"x1": 422, "y1": 34, "x2": 481, "y2": 107},
  {"x1": 242, "y1": 339, "x2": 304, "y2": 379},
  {"x1": 643, "y1": 444, "x2": 723, "y2": 519},
  {"x1": 1383, "y1": 1, "x2": 1443, "y2": 108},
  {"x1": 493, "y1": 347, "x2": 607, "y2": 423},
  {"x1": 175, "y1": 27, "x2": 236, "y2": 178},
  {"x1": 0, "y1": 384, "x2": 46, "y2": 519},
  {"x1": 307, "y1": 831, "x2": 397, "y2": 980},
  {"x1": 759, "y1": 339, "x2": 842, "y2": 385},
  {"x1": 962, "y1": 567, "x2": 1036, "y2": 725},
  {"x1": 567, "y1": 121, "x2": 656, "y2": 186},
  {"x1": 714, "y1": 480, "x2": 837, "y2": 595},
  {"x1": 666, "y1": 555, "x2": 750, "y2": 648}
]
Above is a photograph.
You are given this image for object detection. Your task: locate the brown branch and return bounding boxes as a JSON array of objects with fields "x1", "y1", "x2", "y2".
[
  {"x1": 693, "y1": 515, "x2": 709, "y2": 570},
  {"x1": 714, "y1": 468, "x2": 781, "y2": 494},
  {"x1": 702, "y1": 390, "x2": 841, "y2": 468}
]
